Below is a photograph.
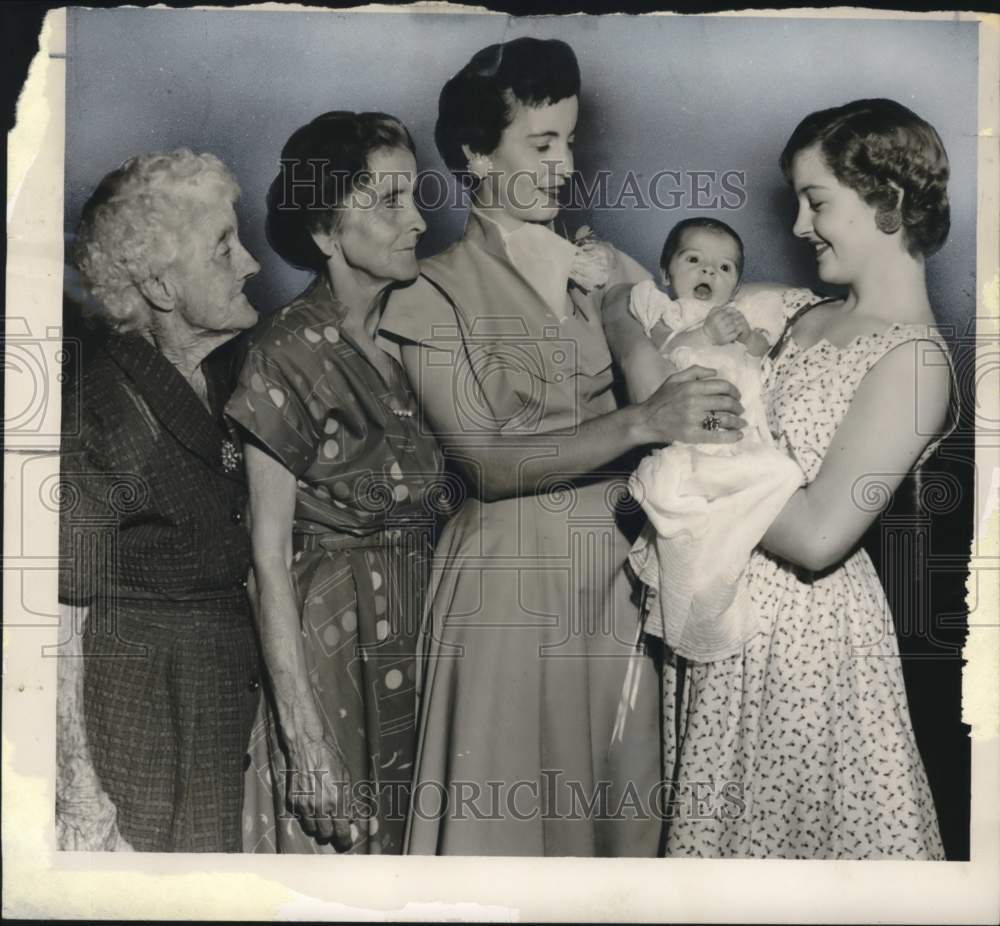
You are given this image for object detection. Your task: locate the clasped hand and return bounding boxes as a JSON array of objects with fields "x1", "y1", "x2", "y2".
[{"x1": 704, "y1": 304, "x2": 752, "y2": 345}]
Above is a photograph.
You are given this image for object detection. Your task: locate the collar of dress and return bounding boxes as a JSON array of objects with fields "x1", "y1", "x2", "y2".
[
  {"x1": 464, "y1": 207, "x2": 579, "y2": 321},
  {"x1": 299, "y1": 271, "x2": 408, "y2": 370},
  {"x1": 103, "y1": 332, "x2": 243, "y2": 482},
  {"x1": 300, "y1": 272, "x2": 350, "y2": 327}
]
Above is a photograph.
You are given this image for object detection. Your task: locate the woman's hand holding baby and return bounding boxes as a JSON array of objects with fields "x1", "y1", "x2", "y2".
[
  {"x1": 704, "y1": 305, "x2": 751, "y2": 345},
  {"x1": 742, "y1": 328, "x2": 773, "y2": 357},
  {"x1": 632, "y1": 365, "x2": 747, "y2": 445}
]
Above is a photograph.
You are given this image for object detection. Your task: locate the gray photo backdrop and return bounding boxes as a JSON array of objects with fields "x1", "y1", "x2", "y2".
[{"x1": 65, "y1": 9, "x2": 978, "y2": 331}]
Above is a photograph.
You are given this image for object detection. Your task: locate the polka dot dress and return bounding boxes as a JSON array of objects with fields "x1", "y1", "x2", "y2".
[
  {"x1": 662, "y1": 321, "x2": 950, "y2": 859},
  {"x1": 227, "y1": 275, "x2": 444, "y2": 854}
]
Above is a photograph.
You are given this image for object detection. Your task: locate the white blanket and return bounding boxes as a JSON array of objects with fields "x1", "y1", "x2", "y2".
[
  {"x1": 629, "y1": 438, "x2": 803, "y2": 661},
  {"x1": 626, "y1": 286, "x2": 805, "y2": 661}
]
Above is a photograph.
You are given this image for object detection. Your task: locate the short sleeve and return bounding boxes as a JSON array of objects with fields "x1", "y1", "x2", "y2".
[
  {"x1": 226, "y1": 342, "x2": 322, "y2": 478},
  {"x1": 629, "y1": 281, "x2": 685, "y2": 336},
  {"x1": 380, "y1": 274, "x2": 523, "y2": 432},
  {"x1": 379, "y1": 276, "x2": 457, "y2": 347}
]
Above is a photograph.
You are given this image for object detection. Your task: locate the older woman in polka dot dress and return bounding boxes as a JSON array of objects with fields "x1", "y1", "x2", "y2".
[{"x1": 226, "y1": 112, "x2": 443, "y2": 853}]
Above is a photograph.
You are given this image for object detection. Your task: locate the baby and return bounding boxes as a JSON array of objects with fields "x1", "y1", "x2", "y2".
[
  {"x1": 627, "y1": 218, "x2": 808, "y2": 661},
  {"x1": 630, "y1": 217, "x2": 789, "y2": 442}
]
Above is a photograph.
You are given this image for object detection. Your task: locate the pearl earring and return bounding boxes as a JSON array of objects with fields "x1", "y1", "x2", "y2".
[{"x1": 467, "y1": 153, "x2": 494, "y2": 180}]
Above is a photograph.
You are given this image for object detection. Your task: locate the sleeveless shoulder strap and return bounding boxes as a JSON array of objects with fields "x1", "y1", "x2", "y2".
[{"x1": 767, "y1": 296, "x2": 840, "y2": 360}]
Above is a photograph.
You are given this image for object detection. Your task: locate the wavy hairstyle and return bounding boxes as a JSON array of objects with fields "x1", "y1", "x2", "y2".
[
  {"x1": 780, "y1": 98, "x2": 950, "y2": 257},
  {"x1": 73, "y1": 150, "x2": 240, "y2": 332},
  {"x1": 435, "y1": 38, "x2": 581, "y2": 177},
  {"x1": 265, "y1": 111, "x2": 415, "y2": 272}
]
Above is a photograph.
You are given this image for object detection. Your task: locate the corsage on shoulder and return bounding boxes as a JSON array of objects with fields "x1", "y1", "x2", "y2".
[{"x1": 569, "y1": 225, "x2": 613, "y2": 293}]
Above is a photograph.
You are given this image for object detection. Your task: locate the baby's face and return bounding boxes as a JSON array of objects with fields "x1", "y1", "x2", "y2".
[{"x1": 664, "y1": 228, "x2": 741, "y2": 306}]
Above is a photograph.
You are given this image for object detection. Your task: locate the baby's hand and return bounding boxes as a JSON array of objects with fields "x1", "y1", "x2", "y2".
[{"x1": 704, "y1": 305, "x2": 751, "y2": 345}]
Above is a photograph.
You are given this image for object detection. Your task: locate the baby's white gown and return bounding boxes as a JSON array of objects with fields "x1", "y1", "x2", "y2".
[{"x1": 627, "y1": 282, "x2": 808, "y2": 662}]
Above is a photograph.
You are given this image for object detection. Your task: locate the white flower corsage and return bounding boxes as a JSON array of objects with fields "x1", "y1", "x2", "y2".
[{"x1": 569, "y1": 225, "x2": 613, "y2": 293}]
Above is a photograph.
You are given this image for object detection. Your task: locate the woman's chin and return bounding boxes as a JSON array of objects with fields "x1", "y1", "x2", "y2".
[
  {"x1": 229, "y1": 297, "x2": 260, "y2": 330},
  {"x1": 511, "y1": 203, "x2": 560, "y2": 224},
  {"x1": 390, "y1": 258, "x2": 420, "y2": 283},
  {"x1": 814, "y1": 262, "x2": 841, "y2": 285}
]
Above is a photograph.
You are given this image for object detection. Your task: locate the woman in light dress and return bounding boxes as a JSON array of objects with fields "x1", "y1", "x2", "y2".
[
  {"x1": 381, "y1": 38, "x2": 747, "y2": 856},
  {"x1": 607, "y1": 98, "x2": 954, "y2": 859}
]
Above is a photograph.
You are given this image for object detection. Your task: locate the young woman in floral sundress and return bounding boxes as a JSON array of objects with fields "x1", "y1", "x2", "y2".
[
  {"x1": 667, "y1": 99, "x2": 955, "y2": 859},
  {"x1": 611, "y1": 98, "x2": 955, "y2": 859}
]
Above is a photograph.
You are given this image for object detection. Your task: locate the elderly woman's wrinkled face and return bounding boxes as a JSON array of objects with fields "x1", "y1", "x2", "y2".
[
  {"x1": 475, "y1": 94, "x2": 577, "y2": 228},
  {"x1": 327, "y1": 146, "x2": 426, "y2": 287},
  {"x1": 164, "y1": 182, "x2": 260, "y2": 336}
]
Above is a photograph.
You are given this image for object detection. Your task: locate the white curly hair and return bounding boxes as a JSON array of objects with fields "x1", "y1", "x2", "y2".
[{"x1": 73, "y1": 149, "x2": 241, "y2": 332}]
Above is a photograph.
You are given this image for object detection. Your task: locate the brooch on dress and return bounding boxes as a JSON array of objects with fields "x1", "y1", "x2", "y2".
[{"x1": 221, "y1": 439, "x2": 242, "y2": 473}]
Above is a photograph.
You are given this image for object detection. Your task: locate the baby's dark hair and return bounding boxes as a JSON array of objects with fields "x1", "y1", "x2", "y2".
[{"x1": 659, "y1": 217, "x2": 745, "y2": 278}]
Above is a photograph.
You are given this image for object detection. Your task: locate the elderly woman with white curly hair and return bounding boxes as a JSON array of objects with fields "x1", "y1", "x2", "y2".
[{"x1": 57, "y1": 149, "x2": 262, "y2": 851}]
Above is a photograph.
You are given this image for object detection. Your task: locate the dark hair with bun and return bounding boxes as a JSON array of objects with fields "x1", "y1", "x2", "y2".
[
  {"x1": 779, "y1": 98, "x2": 950, "y2": 258},
  {"x1": 435, "y1": 37, "x2": 580, "y2": 176},
  {"x1": 266, "y1": 111, "x2": 415, "y2": 271}
]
